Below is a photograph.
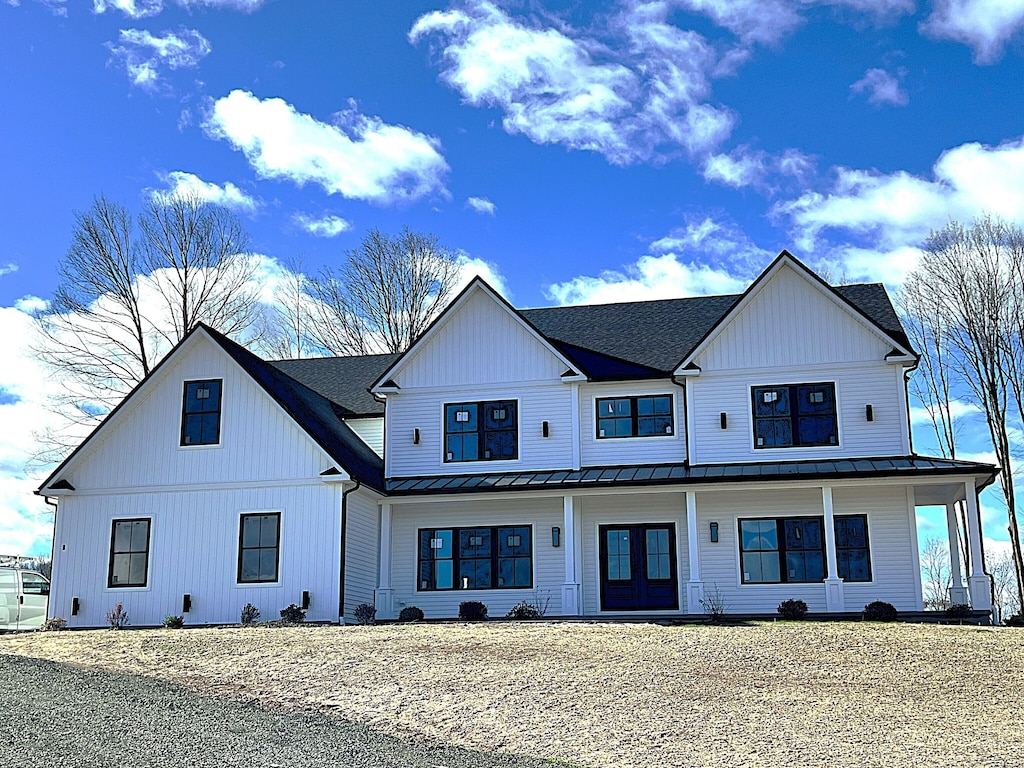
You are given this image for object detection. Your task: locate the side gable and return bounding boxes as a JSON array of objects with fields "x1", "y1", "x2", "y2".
[
  {"x1": 371, "y1": 278, "x2": 581, "y2": 390},
  {"x1": 676, "y1": 252, "x2": 916, "y2": 373}
]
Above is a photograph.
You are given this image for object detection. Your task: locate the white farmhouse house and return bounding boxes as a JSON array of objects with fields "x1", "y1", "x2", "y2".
[{"x1": 39, "y1": 252, "x2": 997, "y2": 626}]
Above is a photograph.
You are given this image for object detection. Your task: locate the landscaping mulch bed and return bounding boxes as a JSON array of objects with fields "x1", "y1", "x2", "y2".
[{"x1": 2, "y1": 621, "x2": 1021, "y2": 767}]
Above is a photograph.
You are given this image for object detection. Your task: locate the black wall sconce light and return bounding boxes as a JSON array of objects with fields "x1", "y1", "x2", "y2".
[
  {"x1": 413, "y1": 428, "x2": 420, "y2": 444},
  {"x1": 551, "y1": 526, "x2": 561, "y2": 547},
  {"x1": 71, "y1": 597, "x2": 80, "y2": 616},
  {"x1": 302, "y1": 590, "x2": 311, "y2": 610},
  {"x1": 865, "y1": 404, "x2": 874, "y2": 422},
  {"x1": 542, "y1": 420, "x2": 550, "y2": 438},
  {"x1": 182, "y1": 594, "x2": 191, "y2": 613},
  {"x1": 709, "y1": 522, "x2": 719, "y2": 543},
  {"x1": 720, "y1": 412, "x2": 727, "y2": 429}
]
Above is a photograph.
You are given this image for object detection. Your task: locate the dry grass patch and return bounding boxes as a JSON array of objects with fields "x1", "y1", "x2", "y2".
[{"x1": 2, "y1": 621, "x2": 1022, "y2": 767}]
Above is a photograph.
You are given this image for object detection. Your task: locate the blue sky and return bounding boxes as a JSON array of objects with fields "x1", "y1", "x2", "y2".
[{"x1": 1, "y1": 0, "x2": 1023, "y2": 559}]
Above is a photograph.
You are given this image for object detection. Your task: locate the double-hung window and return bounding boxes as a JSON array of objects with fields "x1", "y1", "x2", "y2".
[
  {"x1": 418, "y1": 526, "x2": 532, "y2": 590},
  {"x1": 108, "y1": 518, "x2": 151, "y2": 588},
  {"x1": 596, "y1": 395, "x2": 673, "y2": 438},
  {"x1": 238, "y1": 513, "x2": 280, "y2": 583},
  {"x1": 444, "y1": 400, "x2": 517, "y2": 462},
  {"x1": 739, "y1": 514, "x2": 870, "y2": 584},
  {"x1": 181, "y1": 379, "x2": 222, "y2": 446},
  {"x1": 752, "y1": 383, "x2": 837, "y2": 449}
]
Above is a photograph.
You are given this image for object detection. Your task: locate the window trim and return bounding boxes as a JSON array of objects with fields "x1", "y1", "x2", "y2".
[
  {"x1": 750, "y1": 382, "x2": 840, "y2": 451},
  {"x1": 441, "y1": 399, "x2": 520, "y2": 464},
  {"x1": 180, "y1": 378, "x2": 224, "y2": 448},
  {"x1": 417, "y1": 525, "x2": 534, "y2": 592},
  {"x1": 737, "y1": 514, "x2": 872, "y2": 585},
  {"x1": 594, "y1": 394, "x2": 675, "y2": 440},
  {"x1": 237, "y1": 512, "x2": 282, "y2": 585},
  {"x1": 107, "y1": 517, "x2": 152, "y2": 589}
]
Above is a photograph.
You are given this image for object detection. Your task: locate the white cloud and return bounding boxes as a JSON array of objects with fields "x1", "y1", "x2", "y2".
[
  {"x1": 293, "y1": 213, "x2": 352, "y2": 238},
  {"x1": 153, "y1": 171, "x2": 258, "y2": 213},
  {"x1": 455, "y1": 254, "x2": 509, "y2": 297},
  {"x1": 920, "y1": 0, "x2": 1024, "y2": 64},
  {"x1": 107, "y1": 27, "x2": 211, "y2": 92},
  {"x1": 0, "y1": 263, "x2": 17, "y2": 277},
  {"x1": 466, "y1": 196, "x2": 496, "y2": 215},
  {"x1": 410, "y1": 0, "x2": 732, "y2": 165},
  {"x1": 703, "y1": 148, "x2": 767, "y2": 188},
  {"x1": 204, "y1": 90, "x2": 449, "y2": 204},
  {"x1": 93, "y1": 0, "x2": 265, "y2": 18},
  {"x1": 850, "y1": 67, "x2": 908, "y2": 107},
  {"x1": 910, "y1": 400, "x2": 983, "y2": 426},
  {"x1": 14, "y1": 296, "x2": 47, "y2": 313}
]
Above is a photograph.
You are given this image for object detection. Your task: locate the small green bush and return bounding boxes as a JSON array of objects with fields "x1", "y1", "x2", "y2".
[
  {"x1": 944, "y1": 604, "x2": 972, "y2": 620},
  {"x1": 279, "y1": 604, "x2": 306, "y2": 623},
  {"x1": 240, "y1": 603, "x2": 260, "y2": 625},
  {"x1": 353, "y1": 603, "x2": 376, "y2": 625},
  {"x1": 777, "y1": 599, "x2": 808, "y2": 620},
  {"x1": 863, "y1": 600, "x2": 898, "y2": 622},
  {"x1": 162, "y1": 615, "x2": 184, "y2": 629},
  {"x1": 459, "y1": 600, "x2": 488, "y2": 621},
  {"x1": 39, "y1": 617, "x2": 68, "y2": 632},
  {"x1": 398, "y1": 605, "x2": 424, "y2": 622},
  {"x1": 1004, "y1": 614, "x2": 1024, "y2": 627},
  {"x1": 506, "y1": 601, "x2": 542, "y2": 619}
]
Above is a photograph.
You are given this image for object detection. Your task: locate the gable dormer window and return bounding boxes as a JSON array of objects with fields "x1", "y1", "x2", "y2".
[
  {"x1": 444, "y1": 400, "x2": 517, "y2": 462},
  {"x1": 181, "y1": 379, "x2": 222, "y2": 446},
  {"x1": 596, "y1": 395, "x2": 673, "y2": 439},
  {"x1": 752, "y1": 383, "x2": 837, "y2": 449}
]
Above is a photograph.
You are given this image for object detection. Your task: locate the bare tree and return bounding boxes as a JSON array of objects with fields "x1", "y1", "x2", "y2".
[
  {"x1": 904, "y1": 215, "x2": 1024, "y2": 611},
  {"x1": 256, "y1": 256, "x2": 314, "y2": 360},
  {"x1": 920, "y1": 537, "x2": 951, "y2": 610},
  {"x1": 990, "y1": 550, "x2": 1021, "y2": 621},
  {"x1": 305, "y1": 228, "x2": 461, "y2": 355},
  {"x1": 33, "y1": 193, "x2": 258, "y2": 463}
]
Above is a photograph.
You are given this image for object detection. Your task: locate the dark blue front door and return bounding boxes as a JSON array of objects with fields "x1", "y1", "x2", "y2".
[{"x1": 599, "y1": 524, "x2": 679, "y2": 611}]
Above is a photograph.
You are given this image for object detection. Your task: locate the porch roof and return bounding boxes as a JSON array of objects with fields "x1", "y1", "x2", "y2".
[{"x1": 383, "y1": 455, "x2": 997, "y2": 495}]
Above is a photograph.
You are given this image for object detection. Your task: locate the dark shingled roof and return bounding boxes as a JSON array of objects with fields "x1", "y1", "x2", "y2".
[
  {"x1": 271, "y1": 354, "x2": 397, "y2": 416},
  {"x1": 384, "y1": 456, "x2": 997, "y2": 495}
]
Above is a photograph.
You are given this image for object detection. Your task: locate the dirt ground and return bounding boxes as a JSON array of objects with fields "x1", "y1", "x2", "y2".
[{"x1": 2, "y1": 621, "x2": 1022, "y2": 767}]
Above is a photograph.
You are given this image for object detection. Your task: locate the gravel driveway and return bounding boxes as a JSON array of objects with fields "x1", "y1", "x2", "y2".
[{"x1": 0, "y1": 654, "x2": 557, "y2": 768}]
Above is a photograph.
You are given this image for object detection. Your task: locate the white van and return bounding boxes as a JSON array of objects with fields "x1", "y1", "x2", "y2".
[{"x1": 0, "y1": 568, "x2": 50, "y2": 631}]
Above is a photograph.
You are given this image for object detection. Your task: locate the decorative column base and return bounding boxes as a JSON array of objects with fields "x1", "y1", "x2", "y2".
[
  {"x1": 824, "y1": 577, "x2": 845, "y2": 612},
  {"x1": 967, "y1": 575, "x2": 992, "y2": 611},
  {"x1": 561, "y1": 583, "x2": 582, "y2": 616},
  {"x1": 374, "y1": 588, "x2": 395, "y2": 621},
  {"x1": 686, "y1": 581, "x2": 705, "y2": 614},
  {"x1": 948, "y1": 586, "x2": 970, "y2": 606}
]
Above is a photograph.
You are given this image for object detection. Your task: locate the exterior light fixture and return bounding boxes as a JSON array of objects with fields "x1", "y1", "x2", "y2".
[
  {"x1": 552, "y1": 526, "x2": 561, "y2": 547},
  {"x1": 865, "y1": 404, "x2": 874, "y2": 422},
  {"x1": 413, "y1": 428, "x2": 420, "y2": 444},
  {"x1": 709, "y1": 522, "x2": 719, "y2": 543},
  {"x1": 182, "y1": 594, "x2": 191, "y2": 613},
  {"x1": 302, "y1": 590, "x2": 311, "y2": 609}
]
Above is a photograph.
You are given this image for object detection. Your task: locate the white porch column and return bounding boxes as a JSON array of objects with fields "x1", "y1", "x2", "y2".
[
  {"x1": 561, "y1": 496, "x2": 582, "y2": 615},
  {"x1": 822, "y1": 485, "x2": 845, "y2": 612},
  {"x1": 964, "y1": 479, "x2": 992, "y2": 610},
  {"x1": 685, "y1": 491, "x2": 704, "y2": 613},
  {"x1": 946, "y1": 501, "x2": 969, "y2": 606},
  {"x1": 374, "y1": 502, "x2": 395, "y2": 619}
]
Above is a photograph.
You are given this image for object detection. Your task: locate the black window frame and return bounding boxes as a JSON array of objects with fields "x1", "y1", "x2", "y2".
[
  {"x1": 237, "y1": 512, "x2": 281, "y2": 584},
  {"x1": 107, "y1": 517, "x2": 151, "y2": 588},
  {"x1": 739, "y1": 514, "x2": 871, "y2": 584},
  {"x1": 595, "y1": 394, "x2": 674, "y2": 439},
  {"x1": 181, "y1": 379, "x2": 223, "y2": 447},
  {"x1": 443, "y1": 400, "x2": 518, "y2": 463},
  {"x1": 751, "y1": 382, "x2": 838, "y2": 449},
  {"x1": 418, "y1": 525, "x2": 533, "y2": 591}
]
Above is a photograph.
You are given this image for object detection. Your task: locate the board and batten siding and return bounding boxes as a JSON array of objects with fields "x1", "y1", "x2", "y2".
[
  {"x1": 386, "y1": 382, "x2": 575, "y2": 477},
  {"x1": 578, "y1": 492, "x2": 689, "y2": 615},
  {"x1": 693, "y1": 485, "x2": 920, "y2": 613},
  {"x1": 50, "y1": 482, "x2": 341, "y2": 628},
  {"x1": 386, "y1": 496, "x2": 564, "y2": 619},
  {"x1": 579, "y1": 381, "x2": 687, "y2": 467},
  {"x1": 342, "y1": 489, "x2": 380, "y2": 620},
  {"x1": 346, "y1": 417, "x2": 384, "y2": 457},
  {"x1": 67, "y1": 335, "x2": 336, "y2": 490},
  {"x1": 688, "y1": 362, "x2": 907, "y2": 464}
]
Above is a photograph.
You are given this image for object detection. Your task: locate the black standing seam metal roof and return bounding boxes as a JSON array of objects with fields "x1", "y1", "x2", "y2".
[{"x1": 383, "y1": 456, "x2": 998, "y2": 495}]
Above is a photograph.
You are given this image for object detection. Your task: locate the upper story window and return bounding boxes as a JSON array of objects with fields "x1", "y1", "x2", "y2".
[
  {"x1": 444, "y1": 400, "x2": 517, "y2": 462},
  {"x1": 596, "y1": 395, "x2": 673, "y2": 439},
  {"x1": 108, "y1": 518, "x2": 150, "y2": 588},
  {"x1": 181, "y1": 379, "x2": 222, "y2": 446},
  {"x1": 752, "y1": 383, "x2": 836, "y2": 449}
]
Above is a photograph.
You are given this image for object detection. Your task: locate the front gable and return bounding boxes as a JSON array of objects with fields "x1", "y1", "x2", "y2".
[
  {"x1": 373, "y1": 279, "x2": 578, "y2": 390},
  {"x1": 679, "y1": 254, "x2": 913, "y2": 372}
]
